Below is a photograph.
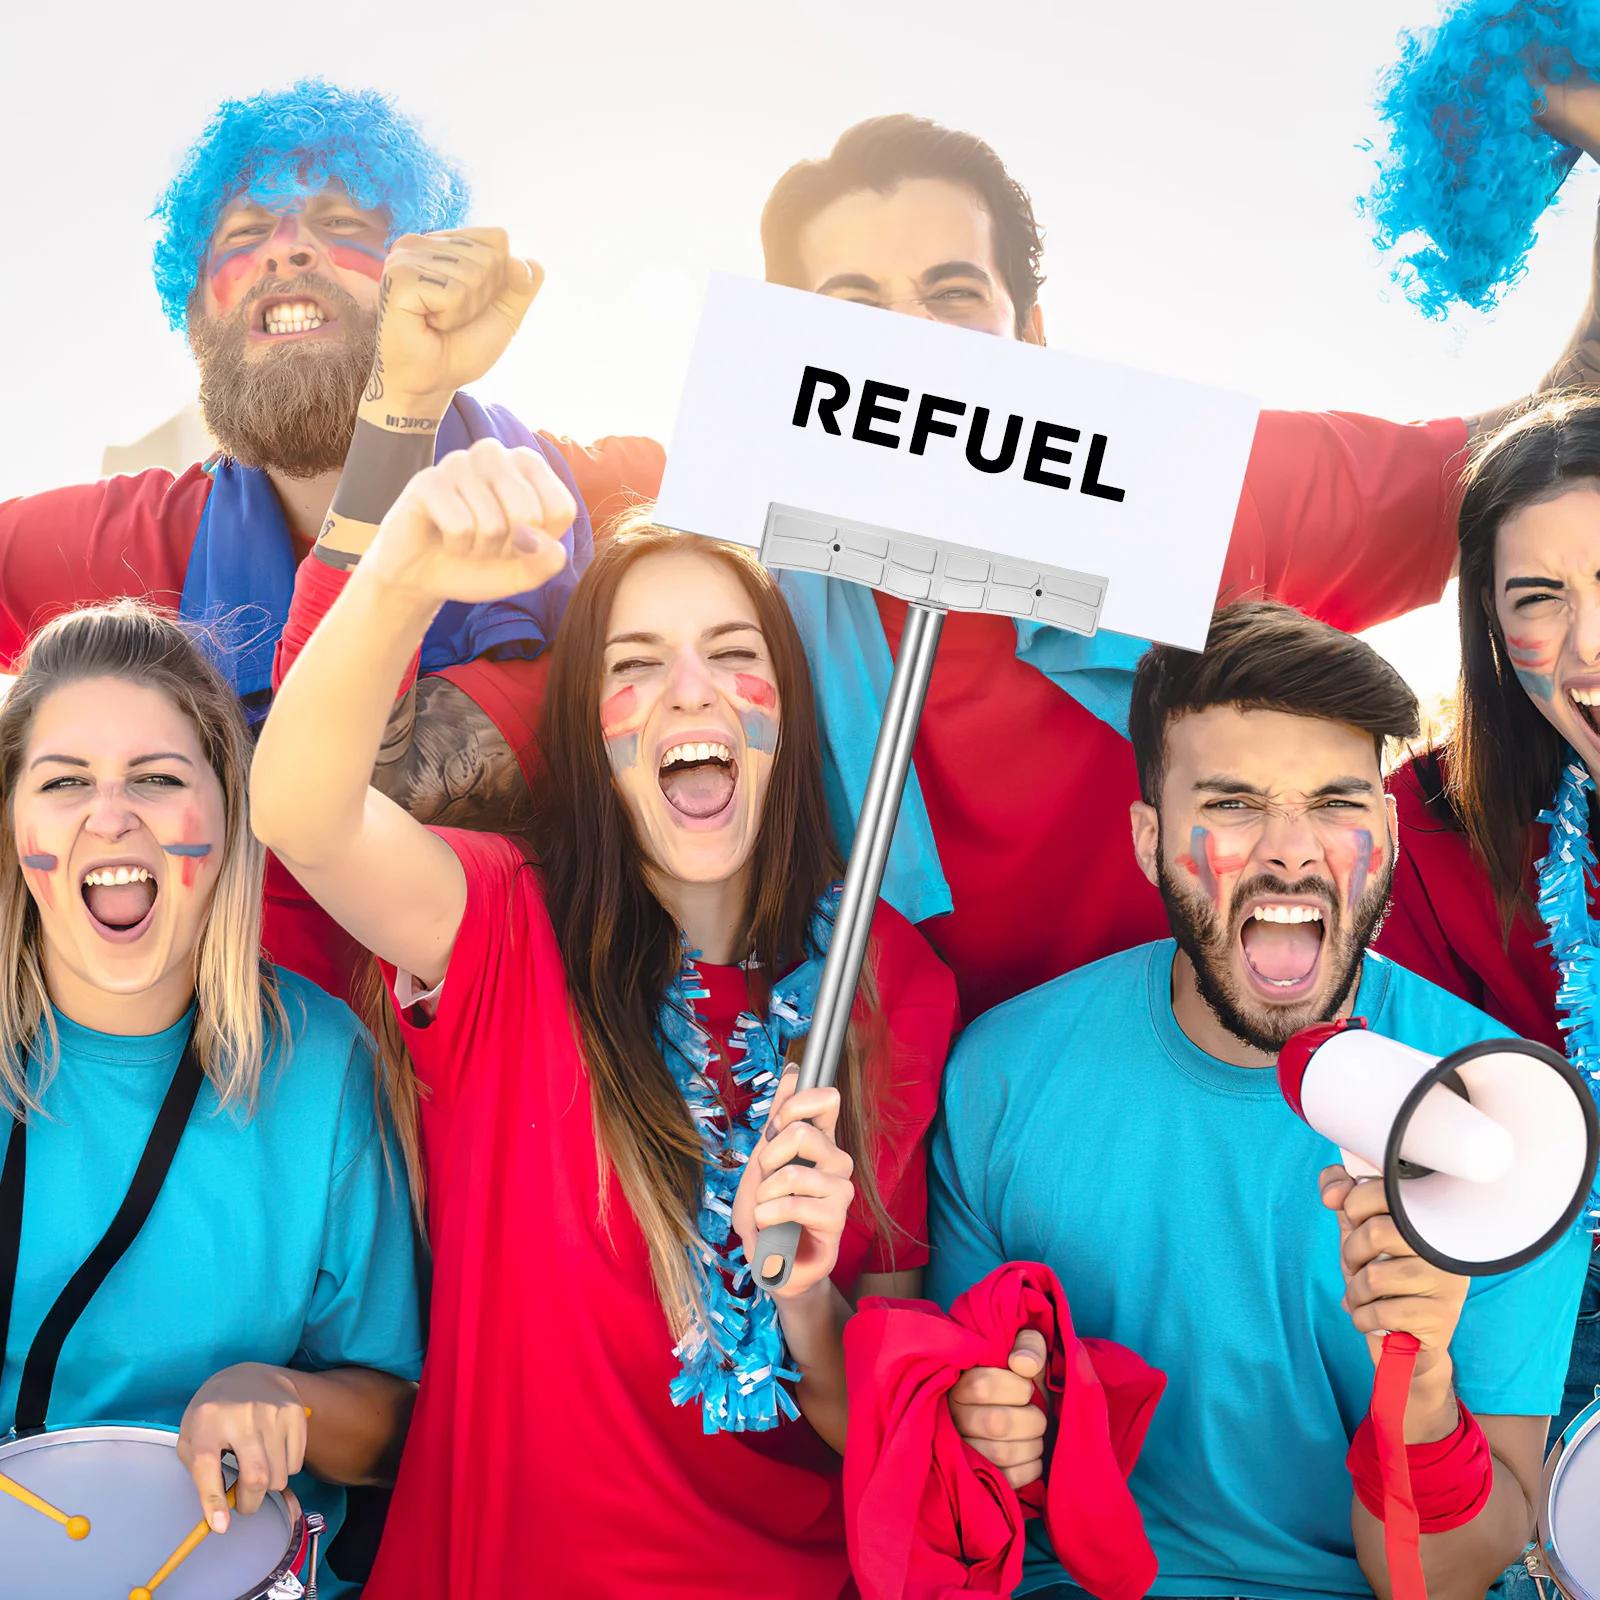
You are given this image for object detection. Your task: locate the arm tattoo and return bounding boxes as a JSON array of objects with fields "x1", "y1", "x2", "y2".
[
  {"x1": 363, "y1": 273, "x2": 391, "y2": 403},
  {"x1": 373, "y1": 674, "x2": 532, "y2": 832}
]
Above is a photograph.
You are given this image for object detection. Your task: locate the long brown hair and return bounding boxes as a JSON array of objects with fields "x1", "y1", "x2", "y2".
[
  {"x1": 0, "y1": 600, "x2": 286, "y2": 1116},
  {"x1": 528, "y1": 521, "x2": 895, "y2": 1336},
  {"x1": 1451, "y1": 395, "x2": 1600, "y2": 930}
]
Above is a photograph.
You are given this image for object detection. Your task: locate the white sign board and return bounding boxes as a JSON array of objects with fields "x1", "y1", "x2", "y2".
[{"x1": 654, "y1": 274, "x2": 1261, "y2": 650}]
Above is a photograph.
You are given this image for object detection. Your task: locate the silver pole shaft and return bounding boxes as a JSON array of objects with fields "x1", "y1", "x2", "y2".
[
  {"x1": 752, "y1": 599, "x2": 944, "y2": 1292},
  {"x1": 797, "y1": 598, "x2": 946, "y2": 1092}
]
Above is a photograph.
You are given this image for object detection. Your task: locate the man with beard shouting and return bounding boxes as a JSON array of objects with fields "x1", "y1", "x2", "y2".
[
  {"x1": 927, "y1": 602, "x2": 1591, "y2": 1600},
  {"x1": 0, "y1": 80, "x2": 661, "y2": 994}
]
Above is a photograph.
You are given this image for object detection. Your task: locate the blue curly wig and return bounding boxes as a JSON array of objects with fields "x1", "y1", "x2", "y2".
[
  {"x1": 1366, "y1": 0, "x2": 1596, "y2": 317},
  {"x1": 151, "y1": 78, "x2": 470, "y2": 332}
]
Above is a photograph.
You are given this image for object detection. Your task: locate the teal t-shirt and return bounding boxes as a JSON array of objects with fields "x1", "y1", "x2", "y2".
[
  {"x1": 1, "y1": 971, "x2": 423, "y2": 1598},
  {"x1": 927, "y1": 942, "x2": 1591, "y2": 1600}
]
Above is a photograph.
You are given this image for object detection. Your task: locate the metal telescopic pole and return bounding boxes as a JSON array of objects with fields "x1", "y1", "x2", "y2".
[{"x1": 752, "y1": 598, "x2": 947, "y2": 1290}]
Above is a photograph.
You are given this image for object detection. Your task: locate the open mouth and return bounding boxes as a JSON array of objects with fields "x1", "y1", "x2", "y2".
[
  {"x1": 252, "y1": 295, "x2": 337, "y2": 340},
  {"x1": 81, "y1": 864, "x2": 158, "y2": 943},
  {"x1": 1569, "y1": 685, "x2": 1600, "y2": 745},
  {"x1": 658, "y1": 741, "x2": 738, "y2": 823},
  {"x1": 1238, "y1": 901, "x2": 1326, "y2": 997}
]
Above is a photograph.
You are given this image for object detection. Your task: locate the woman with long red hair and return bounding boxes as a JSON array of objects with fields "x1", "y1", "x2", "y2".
[{"x1": 250, "y1": 439, "x2": 957, "y2": 1598}]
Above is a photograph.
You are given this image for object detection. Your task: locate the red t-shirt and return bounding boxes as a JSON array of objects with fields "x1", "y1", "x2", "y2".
[
  {"x1": 887, "y1": 409, "x2": 1468, "y2": 1019},
  {"x1": 368, "y1": 829, "x2": 958, "y2": 1600},
  {"x1": 0, "y1": 432, "x2": 663, "y2": 1002},
  {"x1": 1376, "y1": 750, "x2": 1567, "y2": 1052}
]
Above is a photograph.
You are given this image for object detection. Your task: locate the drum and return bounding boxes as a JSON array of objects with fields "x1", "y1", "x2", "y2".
[
  {"x1": 0, "y1": 1424, "x2": 312, "y2": 1600},
  {"x1": 1533, "y1": 1393, "x2": 1600, "y2": 1600}
]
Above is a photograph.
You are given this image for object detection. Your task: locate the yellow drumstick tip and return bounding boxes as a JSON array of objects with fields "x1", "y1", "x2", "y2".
[
  {"x1": 0, "y1": 1467, "x2": 88, "y2": 1538},
  {"x1": 130, "y1": 1590, "x2": 152, "y2": 1600}
]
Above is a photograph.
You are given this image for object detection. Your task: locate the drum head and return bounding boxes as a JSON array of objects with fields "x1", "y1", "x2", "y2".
[
  {"x1": 0, "y1": 1424, "x2": 301, "y2": 1600},
  {"x1": 1540, "y1": 1396, "x2": 1600, "y2": 1600}
]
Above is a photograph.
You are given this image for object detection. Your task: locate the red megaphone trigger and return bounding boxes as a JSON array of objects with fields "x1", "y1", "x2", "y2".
[{"x1": 1276, "y1": 1017, "x2": 1369, "y2": 1122}]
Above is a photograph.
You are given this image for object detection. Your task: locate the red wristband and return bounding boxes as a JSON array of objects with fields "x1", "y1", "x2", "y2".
[
  {"x1": 1348, "y1": 1400, "x2": 1494, "y2": 1532},
  {"x1": 1346, "y1": 1333, "x2": 1493, "y2": 1600}
]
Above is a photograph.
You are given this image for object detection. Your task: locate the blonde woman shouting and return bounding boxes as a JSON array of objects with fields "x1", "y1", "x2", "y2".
[{"x1": 0, "y1": 602, "x2": 420, "y2": 1598}]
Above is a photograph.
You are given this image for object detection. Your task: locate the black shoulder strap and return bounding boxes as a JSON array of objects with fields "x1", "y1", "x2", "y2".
[
  {"x1": 6, "y1": 1027, "x2": 204, "y2": 1435},
  {"x1": 0, "y1": 1118, "x2": 24, "y2": 1395}
]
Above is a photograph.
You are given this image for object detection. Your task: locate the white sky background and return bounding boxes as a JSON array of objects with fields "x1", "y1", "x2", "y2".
[{"x1": 4, "y1": 0, "x2": 1599, "y2": 711}]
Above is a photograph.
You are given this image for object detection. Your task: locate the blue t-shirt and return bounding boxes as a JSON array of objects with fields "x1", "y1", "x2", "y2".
[
  {"x1": 1, "y1": 971, "x2": 423, "y2": 1598},
  {"x1": 928, "y1": 942, "x2": 1591, "y2": 1600}
]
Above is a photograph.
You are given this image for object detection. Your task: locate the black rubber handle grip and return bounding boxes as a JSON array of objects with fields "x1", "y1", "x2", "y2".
[{"x1": 751, "y1": 1154, "x2": 816, "y2": 1291}]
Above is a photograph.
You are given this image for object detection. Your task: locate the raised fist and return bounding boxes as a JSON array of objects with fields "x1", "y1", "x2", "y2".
[
  {"x1": 365, "y1": 437, "x2": 574, "y2": 605},
  {"x1": 365, "y1": 228, "x2": 543, "y2": 410}
]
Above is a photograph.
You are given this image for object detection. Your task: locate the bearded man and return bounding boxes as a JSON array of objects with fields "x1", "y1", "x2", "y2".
[
  {"x1": 0, "y1": 80, "x2": 661, "y2": 994},
  {"x1": 927, "y1": 602, "x2": 1591, "y2": 1600}
]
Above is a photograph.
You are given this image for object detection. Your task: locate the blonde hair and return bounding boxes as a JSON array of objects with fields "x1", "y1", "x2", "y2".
[{"x1": 0, "y1": 600, "x2": 285, "y2": 1116}]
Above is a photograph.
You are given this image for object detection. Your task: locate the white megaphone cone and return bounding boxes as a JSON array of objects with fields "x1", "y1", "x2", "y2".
[{"x1": 1277, "y1": 1019, "x2": 1599, "y2": 1276}]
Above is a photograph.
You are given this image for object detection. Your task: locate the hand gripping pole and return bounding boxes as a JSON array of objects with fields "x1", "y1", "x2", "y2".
[{"x1": 752, "y1": 600, "x2": 946, "y2": 1291}]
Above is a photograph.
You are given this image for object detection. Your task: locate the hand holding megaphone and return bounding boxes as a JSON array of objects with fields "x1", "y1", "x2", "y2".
[
  {"x1": 1275, "y1": 1021, "x2": 1600, "y2": 1600},
  {"x1": 1319, "y1": 1165, "x2": 1469, "y2": 1379}
]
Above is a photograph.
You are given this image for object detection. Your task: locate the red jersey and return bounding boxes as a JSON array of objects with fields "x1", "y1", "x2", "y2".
[
  {"x1": 888, "y1": 409, "x2": 1468, "y2": 1018},
  {"x1": 368, "y1": 829, "x2": 957, "y2": 1600},
  {"x1": 0, "y1": 431, "x2": 665, "y2": 1002},
  {"x1": 1377, "y1": 750, "x2": 1567, "y2": 1052}
]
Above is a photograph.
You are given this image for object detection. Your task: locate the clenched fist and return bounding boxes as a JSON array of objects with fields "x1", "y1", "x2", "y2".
[
  {"x1": 365, "y1": 227, "x2": 543, "y2": 410},
  {"x1": 364, "y1": 437, "x2": 574, "y2": 605},
  {"x1": 1320, "y1": 1164, "x2": 1469, "y2": 1379}
]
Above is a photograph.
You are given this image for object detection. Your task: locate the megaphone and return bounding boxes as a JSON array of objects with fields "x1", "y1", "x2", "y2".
[{"x1": 1277, "y1": 1019, "x2": 1599, "y2": 1276}]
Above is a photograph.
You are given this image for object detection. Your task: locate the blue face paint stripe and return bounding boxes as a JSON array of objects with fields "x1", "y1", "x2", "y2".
[
  {"x1": 20, "y1": 854, "x2": 57, "y2": 871},
  {"x1": 1189, "y1": 826, "x2": 1218, "y2": 903},
  {"x1": 208, "y1": 241, "x2": 259, "y2": 277},
  {"x1": 330, "y1": 237, "x2": 386, "y2": 263},
  {"x1": 1348, "y1": 829, "x2": 1374, "y2": 912},
  {"x1": 162, "y1": 843, "x2": 213, "y2": 858},
  {"x1": 737, "y1": 707, "x2": 777, "y2": 753},
  {"x1": 606, "y1": 732, "x2": 640, "y2": 773},
  {"x1": 1514, "y1": 667, "x2": 1555, "y2": 702}
]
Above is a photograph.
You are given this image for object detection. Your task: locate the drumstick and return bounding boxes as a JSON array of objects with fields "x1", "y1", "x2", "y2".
[
  {"x1": 128, "y1": 1408, "x2": 311, "y2": 1600},
  {"x1": 0, "y1": 1466, "x2": 90, "y2": 1538},
  {"x1": 129, "y1": 1487, "x2": 236, "y2": 1600}
]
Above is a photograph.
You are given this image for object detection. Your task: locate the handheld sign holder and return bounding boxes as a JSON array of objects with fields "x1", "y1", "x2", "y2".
[{"x1": 657, "y1": 275, "x2": 1260, "y2": 1288}]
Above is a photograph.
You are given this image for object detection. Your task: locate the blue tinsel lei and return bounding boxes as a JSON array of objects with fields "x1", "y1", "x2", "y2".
[
  {"x1": 151, "y1": 79, "x2": 470, "y2": 333},
  {"x1": 653, "y1": 886, "x2": 842, "y2": 1434},
  {"x1": 1366, "y1": 0, "x2": 1596, "y2": 317},
  {"x1": 1535, "y1": 757, "x2": 1600, "y2": 1229}
]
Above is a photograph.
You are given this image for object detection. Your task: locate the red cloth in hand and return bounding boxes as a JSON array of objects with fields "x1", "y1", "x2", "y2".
[{"x1": 843, "y1": 1261, "x2": 1165, "y2": 1600}]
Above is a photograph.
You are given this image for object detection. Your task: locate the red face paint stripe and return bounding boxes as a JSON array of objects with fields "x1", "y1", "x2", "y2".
[
  {"x1": 329, "y1": 242, "x2": 385, "y2": 280},
  {"x1": 600, "y1": 686, "x2": 637, "y2": 735},
  {"x1": 1203, "y1": 833, "x2": 1248, "y2": 878},
  {"x1": 733, "y1": 674, "x2": 777, "y2": 711}
]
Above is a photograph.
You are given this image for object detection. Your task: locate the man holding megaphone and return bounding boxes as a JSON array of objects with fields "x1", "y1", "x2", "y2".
[{"x1": 928, "y1": 602, "x2": 1593, "y2": 1600}]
